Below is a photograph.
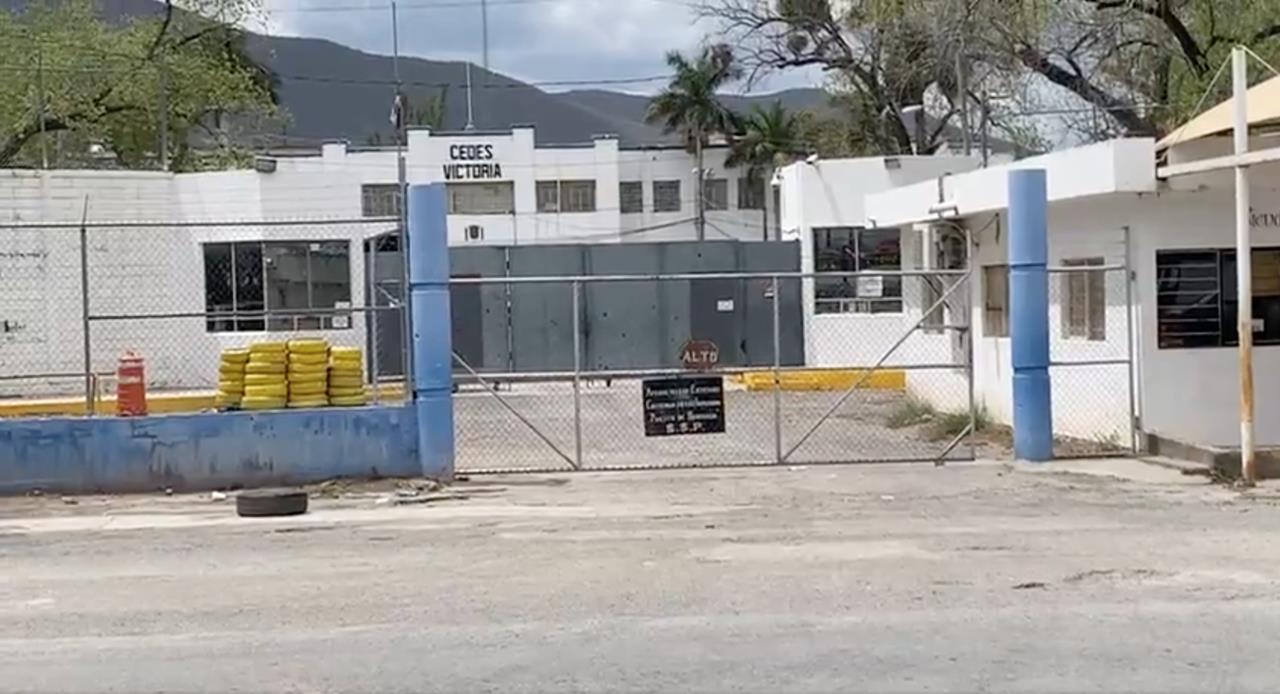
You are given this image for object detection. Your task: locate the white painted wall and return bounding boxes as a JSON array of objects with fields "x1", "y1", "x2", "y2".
[{"x1": 774, "y1": 155, "x2": 982, "y2": 368}]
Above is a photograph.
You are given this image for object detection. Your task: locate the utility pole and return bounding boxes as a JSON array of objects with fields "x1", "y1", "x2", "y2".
[
  {"x1": 158, "y1": 57, "x2": 170, "y2": 171},
  {"x1": 694, "y1": 124, "x2": 705, "y2": 241},
  {"x1": 481, "y1": 0, "x2": 489, "y2": 69},
  {"x1": 391, "y1": 0, "x2": 413, "y2": 389},
  {"x1": 36, "y1": 46, "x2": 47, "y2": 170},
  {"x1": 464, "y1": 62, "x2": 475, "y2": 130},
  {"x1": 954, "y1": 0, "x2": 970, "y2": 156},
  {"x1": 1231, "y1": 46, "x2": 1256, "y2": 485}
]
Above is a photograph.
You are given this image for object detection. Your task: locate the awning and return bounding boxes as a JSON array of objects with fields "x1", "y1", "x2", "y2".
[{"x1": 1158, "y1": 73, "x2": 1280, "y2": 150}]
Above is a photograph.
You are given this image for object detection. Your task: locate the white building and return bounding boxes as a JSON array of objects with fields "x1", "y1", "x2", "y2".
[
  {"x1": 266, "y1": 126, "x2": 781, "y2": 245},
  {"x1": 778, "y1": 77, "x2": 1280, "y2": 455},
  {"x1": 0, "y1": 126, "x2": 784, "y2": 395}
]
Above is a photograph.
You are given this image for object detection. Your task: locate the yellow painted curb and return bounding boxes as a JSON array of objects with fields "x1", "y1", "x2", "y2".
[
  {"x1": 1, "y1": 383, "x2": 411, "y2": 418},
  {"x1": 732, "y1": 369, "x2": 905, "y2": 392}
]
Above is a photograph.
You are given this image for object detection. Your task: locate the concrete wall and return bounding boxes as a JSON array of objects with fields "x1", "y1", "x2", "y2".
[{"x1": 0, "y1": 406, "x2": 420, "y2": 495}]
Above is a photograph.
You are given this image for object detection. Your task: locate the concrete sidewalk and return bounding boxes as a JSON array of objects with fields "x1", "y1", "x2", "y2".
[{"x1": 2, "y1": 460, "x2": 1278, "y2": 693}]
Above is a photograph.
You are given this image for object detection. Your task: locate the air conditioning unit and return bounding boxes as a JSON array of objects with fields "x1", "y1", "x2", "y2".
[{"x1": 465, "y1": 225, "x2": 484, "y2": 242}]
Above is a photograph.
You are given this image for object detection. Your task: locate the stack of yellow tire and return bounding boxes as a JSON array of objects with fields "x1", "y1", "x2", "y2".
[
  {"x1": 214, "y1": 348, "x2": 249, "y2": 409},
  {"x1": 242, "y1": 342, "x2": 288, "y2": 410},
  {"x1": 328, "y1": 346, "x2": 367, "y2": 406},
  {"x1": 287, "y1": 339, "x2": 330, "y2": 408}
]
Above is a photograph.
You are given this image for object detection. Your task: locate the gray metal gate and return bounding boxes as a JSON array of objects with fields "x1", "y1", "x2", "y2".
[{"x1": 452, "y1": 268, "x2": 977, "y2": 474}]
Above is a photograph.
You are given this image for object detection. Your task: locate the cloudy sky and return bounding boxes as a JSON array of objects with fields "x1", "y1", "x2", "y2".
[{"x1": 260, "y1": 0, "x2": 821, "y2": 94}]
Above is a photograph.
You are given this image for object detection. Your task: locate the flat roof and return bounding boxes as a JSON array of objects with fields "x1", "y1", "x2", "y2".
[{"x1": 863, "y1": 139, "x2": 1157, "y2": 227}]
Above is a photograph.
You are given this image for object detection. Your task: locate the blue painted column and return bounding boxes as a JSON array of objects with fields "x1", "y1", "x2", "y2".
[
  {"x1": 407, "y1": 184, "x2": 455, "y2": 478},
  {"x1": 1008, "y1": 169, "x2": 1053, "y2": 461}
]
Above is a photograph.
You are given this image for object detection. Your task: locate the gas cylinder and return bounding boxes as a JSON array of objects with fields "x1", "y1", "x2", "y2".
[{"x1": 116, "y1": 351, "x2": 148, "y2": 417}]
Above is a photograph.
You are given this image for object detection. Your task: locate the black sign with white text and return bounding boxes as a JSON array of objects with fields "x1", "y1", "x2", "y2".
[{"x1": 642, "y1": 376, "x2": 726, "y2": 437}]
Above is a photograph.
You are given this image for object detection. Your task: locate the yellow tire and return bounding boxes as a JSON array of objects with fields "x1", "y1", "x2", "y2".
[
  {"x1": 287, "y1": 361, "x2": 327, "y2": 375},
  {"x1": 327, "y1": 366, "x2": 363, "y2": 379},
  {"x1": 217, "y1": 383, "x2": 245, "y2": 395},
  {"x1": 328, "y1": 375, "x2": 363, "y2": 389},
  {"x1": 248, "y1": 351, "x2": 287, "y2": 364},
  {"x1": 245, "y1": 383, "x2": 288, "y2": 398},
  {"x1": 245, "y1": 362, "x2": 286, "y2": 375},
  {"x1": 220, "y1": 353, "x2": 250, "y2": 365},
  {"x1": 242, "y1": 396, "x2": 286, "y2": 410},
  {"x1": 327, "y1": 386, "x2": 366, "y2": 398},
  {"x1": 287, "y1": 352, "x2": 328, "y2": 366},
  {"x1": 329, "y1": 395, "x2": 367, "y2": 407},
  {"x1": 218, "y1": 363, "x2": 245, "y2": 376},
  {"x1": 288, "y1": 339, "x2": 329, "y2": 354},
  {"x1": 287, "y1": 397, "x2": 329, "y2": 409},
  {"x1": 330, "y1": 346, "x2": 362, "y2": 357},
  {"x1": 244, "y1": 373, "x2": 286, "y2": 386},
  {"x1": 250, "y1": 341, "x2": 288, "y2": 354},
  {"x1": 289, "y1": 381, "x2": 328, "y2": 396}
]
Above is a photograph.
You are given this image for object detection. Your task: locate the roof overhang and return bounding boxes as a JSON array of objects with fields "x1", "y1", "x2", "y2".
[{"x1": 864, "y1": 139, "x2": 1157, "y2": 228}]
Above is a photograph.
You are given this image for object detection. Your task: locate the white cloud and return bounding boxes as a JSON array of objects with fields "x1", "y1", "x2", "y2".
[{"x1": 260, "y1": 0, "x2": 822, "y2": 94}]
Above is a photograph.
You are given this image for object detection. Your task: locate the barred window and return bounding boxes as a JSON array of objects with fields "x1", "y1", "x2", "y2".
[
  {"x1": 738, "y1": 176, "x2": 765, "y2": 210},
  {"x1": 620, "y1": 181, "x2": 643, "y2": 214},
  {"x1": 560, "y1": 180, "x2": 597, "y2": 212},
  {"x1": 536, "y1": 180, "x2": 596, "y2": 213},
  {"x1": 984, "y1": 265, "x2": 1009, "y2": 338},
  {"x1": 704, "y1": 178, "x2": 728, "y2": 210},
  {"x1": 204, "y1": 241, "x2": 352, "y2": 333},
  {"x1": 1061, "y1": 258, "x2": 1106, "y2": 341},
  {"x1": 536, "y1": 181, "x2": 559, "y2": 212},
  {"x1": 812, "y1": 227, "x2": 902, "y2": 314},
  {"x1": 447, "y1": 182, "x2": 515, "y2": 214},
  {"x1": 653, "y1": 180, "x2": 681, "y2": 212},
  {"x1": 361, "y1": 184, "x2": 401, "y2": 217}
]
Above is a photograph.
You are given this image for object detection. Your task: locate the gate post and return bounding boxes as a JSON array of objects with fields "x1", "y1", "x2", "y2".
[
  {"x1": 1008, "y1": 169, "x2": 1053, "y2": 461},
  {"x1": 407, "y1": 183, "x2": 455, "y2": 478}
]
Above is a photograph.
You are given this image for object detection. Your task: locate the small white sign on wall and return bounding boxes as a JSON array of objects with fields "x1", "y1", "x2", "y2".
[
  {"x1": 856, "y1": 276, "x2": 884, "y2": 298},
  {"x1": 716, "y1": 299, "x2": 735, "y2": 312}
]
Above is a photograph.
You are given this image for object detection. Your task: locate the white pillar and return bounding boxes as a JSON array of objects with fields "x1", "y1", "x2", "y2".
[{"x1": 1232, "y1": 46, "x2": 1256, "y2": 484}]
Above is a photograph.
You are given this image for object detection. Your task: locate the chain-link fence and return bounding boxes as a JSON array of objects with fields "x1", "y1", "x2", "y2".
[
  {"x1": 450, "y1": 270, "x2": 979, "y2": 473},
  {"x1": 0, "y1": 218, "x2": 407, "y2": 412},
  {"x1": 1048, "y1": 256, "x2": 1137, "y2": 458}
]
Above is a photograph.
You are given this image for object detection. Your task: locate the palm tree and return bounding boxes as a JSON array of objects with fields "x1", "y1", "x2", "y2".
[
  {"x1": 727, "y1": 101, "x2": 803, "y2": 241},
  {"x1": 646, "y1": 46, "x2": 741, "y2": 240}
]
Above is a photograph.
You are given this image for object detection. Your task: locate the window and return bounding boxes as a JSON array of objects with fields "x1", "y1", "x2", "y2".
[
  {"x1": 620, "y1": 181, "x2": 644, "y2": 214},
  {"x1": 738, "y1": 176, "x2": 765, "y2": 210},
  {"x1": 983, "y1": 265, "x2": 1009, "y2": 338},
  {"x1": 704, "y1": 178, "x2": 728, "y2": 211},
  {"x1": 1157, "y1": 247, "x2": 1280, "y2": 349},
  {"x1": 535, "y1": 180, "x2": 596, "y2": 213},
  {"x1": 536, "y1": 181, "x2": 559, "y2": 212},
  {"x1": 447, "y1": 182, "x2": 514, "y2": 214},
  {"x1": 653, "y1": 180, "x2": 681, "y2": 212},
  {"x1": 812, "y1": 227, "x2": 902, "y2": 314},
  {"x1": 1061, "y1": 258, "x2": 1106, "y2": 341},
  {"x1": 361, "y1": 184, "x2": 401, "y2": 218},
  {"x1": 203, "y1": 241, "x2": 351, "y2": 333},
  {"x1": 560, "y1": 180, "x2": 596, "y2": 212}
]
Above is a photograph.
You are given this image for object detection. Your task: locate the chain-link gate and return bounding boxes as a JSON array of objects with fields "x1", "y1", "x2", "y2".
[{"x1": 451, "y1": 269, "x2": 977, "y2": 474}]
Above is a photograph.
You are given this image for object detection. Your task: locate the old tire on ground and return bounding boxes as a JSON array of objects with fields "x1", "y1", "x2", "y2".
[{"x1": 236, "y1": 488, "x2": 309, "y2": 517}]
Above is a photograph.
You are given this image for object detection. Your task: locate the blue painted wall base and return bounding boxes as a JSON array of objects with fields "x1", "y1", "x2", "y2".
[{"x1": 0, "y1": 407, "x2": 421, "y2": 495}]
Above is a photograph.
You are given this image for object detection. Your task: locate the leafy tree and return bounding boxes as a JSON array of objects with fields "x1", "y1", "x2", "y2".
[
  {"x1": 700, "y1": 0, "x2": 1280, "y2": 148},
  {"x1": 727, "y1": 101, "x2": 804, "y2": 239},
  {"x1": 646, "y1": 45, "x2": 742, "y2": 240},
  {"x1": 0, "y1": 0, "x2": 277, "y2": 170}
]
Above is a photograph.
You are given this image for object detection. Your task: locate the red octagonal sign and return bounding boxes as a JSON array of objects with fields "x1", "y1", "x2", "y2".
[{"x1": 680, "y1": 339, "x2": 720, "y2": 371}]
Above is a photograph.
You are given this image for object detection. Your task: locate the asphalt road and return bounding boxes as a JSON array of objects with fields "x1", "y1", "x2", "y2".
[{"x1": 2, "y1": 461, "x2": 1280, "y2": 693}]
